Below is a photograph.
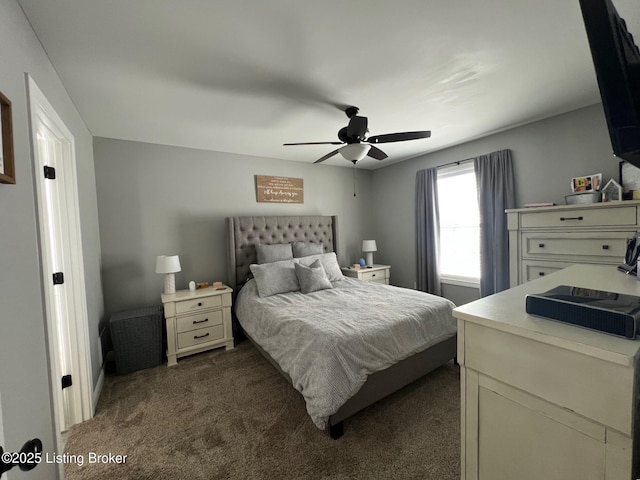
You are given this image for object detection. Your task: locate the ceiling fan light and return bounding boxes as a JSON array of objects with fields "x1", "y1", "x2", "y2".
[{"x1": 339, "y1": 143, "x2": 371, "y2": 162}]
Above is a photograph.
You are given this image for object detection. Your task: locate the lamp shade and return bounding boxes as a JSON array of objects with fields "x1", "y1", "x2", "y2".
[
  {"x1": 155, "y1": 255, "x2": 181, "y2": 274},
  {"x1": 340, "y1": 144, "x2": 371, "y2": 162},
  {"x1": 362, "y1": 240, "x2": 377, "y2": 252}
]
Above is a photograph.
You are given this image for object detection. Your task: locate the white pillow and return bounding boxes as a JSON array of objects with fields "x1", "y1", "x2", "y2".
[
  {"x1": 294, "y1": 260, "x2": 333, "y2": 294},
  {"x1": 249, "y1": 259, "x2": 299, "y2": 297},
  {"x1": 296, "y1": 252, "x2": 344, "y2": 282}
]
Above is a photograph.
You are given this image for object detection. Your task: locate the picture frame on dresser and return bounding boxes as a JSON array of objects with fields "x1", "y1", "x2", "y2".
[{"x1": 0, "y1": 90, "x2": 15, "y2": 185}]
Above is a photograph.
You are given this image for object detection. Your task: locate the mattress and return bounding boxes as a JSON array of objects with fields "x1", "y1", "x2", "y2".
[{"x1": 235, "y1": 277, "x2": 456, "y2": 429}]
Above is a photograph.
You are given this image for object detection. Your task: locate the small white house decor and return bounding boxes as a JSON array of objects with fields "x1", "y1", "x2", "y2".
[{"x1": 602, "y1": 178, "x2": 623, "y2": 202}]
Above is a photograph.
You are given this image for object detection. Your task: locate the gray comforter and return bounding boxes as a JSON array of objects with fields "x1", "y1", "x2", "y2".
[{"x1": 235, "y1": 277, "x2": 457, "y2": 429}]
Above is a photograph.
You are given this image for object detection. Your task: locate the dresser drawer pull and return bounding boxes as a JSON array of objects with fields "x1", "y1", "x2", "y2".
[
  {"x1": 372, "y1": 273, "x2": 376, "y2": 277},
  {"x1": 197, "y1": 302, "x2": 203, "y2": 307},
  {"x1": 602, "y1": 245, "x2": 610, "y2": 250},
  {"x1": 538, "y1": 243, "x2": 545, "y2": 248},
  {"x1": 193, "y1": 318, "x2": 209, "y2": 325},
  {"x1": 538, "y1": 272, "x2": 545, "y2": 276},
  {"x1": 559, "y1": 216, "x2": 584, "y2": 221},
  {"x1": 194, "y1": 332, "x2": 210, "y2": 340}
]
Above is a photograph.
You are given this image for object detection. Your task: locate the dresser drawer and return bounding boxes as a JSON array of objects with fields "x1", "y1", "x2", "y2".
[
  {"x1": 175, "y1": 295, "x2": 222, "y2": 314},
  {"x1": 177, "y1": 324, "x2": 224, "y2": 349},
  {"x1": 522, "y1": 232, "x2": 629, "y2": 260},
  {"x1": 520, "y1": 206, "x2": 637, "y2": 229},
  {"x1": 361, "y1": 269, "x2": 388, "y2": 282},
  {"x1": 522, "y1": 260, "x2": 572, "y2": 282},
  {"x1": 176, "y1": 310, "x2": 223, "y2": 334}
]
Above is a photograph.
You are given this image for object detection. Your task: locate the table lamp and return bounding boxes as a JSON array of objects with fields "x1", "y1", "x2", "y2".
[
  {"x1": 156, "y1": 255, "x2": 181, "y2": 294},
  {"x1": 362, "y1": 240, "x2": 377, "y2": 267}
]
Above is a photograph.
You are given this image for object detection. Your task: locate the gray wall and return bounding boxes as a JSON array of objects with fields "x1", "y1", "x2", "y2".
[
  {"x1": 94, "y1": 138, "x2": 374, "y2": 317},
  {"x1": 0, "y1": 0, "x2": 103, "y2": 478},
  {"x1": 371, "y1": 104, "x2": 617, "y2": 305}
]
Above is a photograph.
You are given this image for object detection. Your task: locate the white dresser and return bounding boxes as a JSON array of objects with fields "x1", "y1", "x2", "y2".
[
  {"x1": 454, "y1": 264, "x2": 640, "y2": 480},
  {"x1": 161, "y1": 286, "x2": 234, "y2": 366},
  {"x1": 507, "y1": 201, "x2": 640, "y2": 286}
]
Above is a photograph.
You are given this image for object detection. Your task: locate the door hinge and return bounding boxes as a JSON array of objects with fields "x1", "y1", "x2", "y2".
[
  {"x1": 61, "y1": 375, "x2": 72, "y2": 390},
  {"x1": 52, "y1": 272, "x2": 64, "y2": 285},
  {"x1": 43, "y1": 166, "x2": 56, "y2": 179}
]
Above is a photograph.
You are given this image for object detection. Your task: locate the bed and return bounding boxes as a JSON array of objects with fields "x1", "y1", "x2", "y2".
[{"x1": 225, "y1": 215, "x2": 457, "y2": 438}]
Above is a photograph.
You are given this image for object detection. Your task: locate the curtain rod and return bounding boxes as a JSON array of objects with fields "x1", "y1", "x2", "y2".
[{"x1": 437, "y1": 158, "x2": 474, "y2": 169}]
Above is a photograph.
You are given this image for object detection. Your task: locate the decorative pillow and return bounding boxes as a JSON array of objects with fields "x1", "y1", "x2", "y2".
[
  {"x1": 296, "y1": 252, "x2": 344, "y2": 282},
  {"x1": 249, "y1": 259, "x2": 299, "y2": 297},
  {"x1": 294, "y1": 260, "x2": 333, "y2": 294},
  {"x1": 292, "y1": 241, "x2": 324, "y2": 258},
  {"x1": 255, "y1": 243, "x2": 293, "y2": 264}
]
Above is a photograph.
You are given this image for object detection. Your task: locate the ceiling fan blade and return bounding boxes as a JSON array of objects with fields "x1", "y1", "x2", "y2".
[
  {"x1": 367, "y1": 131, "x2": 431, "y2": 144},
  {"x1": 283, "y1": 141, "x2": 344, "y2": 146},
  {"x1": 367, "y1": 145, "x2": 388, "y2": 160},
  {"x1": 313, "y1": 149, "x2": 340, "y2": 164},
  {"x1": 347, "y1": 115, "x2": 368, "y2": 139}
]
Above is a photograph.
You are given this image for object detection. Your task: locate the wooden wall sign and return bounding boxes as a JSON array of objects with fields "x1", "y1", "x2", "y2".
[{"x1": 255, "y1": 175, "x2": 304, "y2": 203}]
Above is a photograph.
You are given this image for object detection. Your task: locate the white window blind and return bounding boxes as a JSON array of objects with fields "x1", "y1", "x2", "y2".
[{"x1": 437, "y1": 162, "x2": 480, "y2": 285}]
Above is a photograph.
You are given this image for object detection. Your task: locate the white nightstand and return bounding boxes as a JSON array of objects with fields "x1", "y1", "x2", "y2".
[
  {"x1": 161, "y1": 285, "x2": 234, "y2": 366},
  {"x1": 341, "y1": 264, "x2": 391, "y2": 284}
]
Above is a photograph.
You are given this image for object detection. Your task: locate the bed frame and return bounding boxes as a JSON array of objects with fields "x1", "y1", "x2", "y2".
[{"x1": 225, "y1": 215, "x2": 456, "y2": 438}]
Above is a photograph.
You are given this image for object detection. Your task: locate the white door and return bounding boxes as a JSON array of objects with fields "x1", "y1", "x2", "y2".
[{"x1": 28, "y1": 76, "x2": 93, "y2": 436}]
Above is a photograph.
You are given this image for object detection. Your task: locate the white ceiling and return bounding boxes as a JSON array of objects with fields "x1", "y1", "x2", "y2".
[{"x1": 17, "y1": 0, "x2": 640, "y2": 169}]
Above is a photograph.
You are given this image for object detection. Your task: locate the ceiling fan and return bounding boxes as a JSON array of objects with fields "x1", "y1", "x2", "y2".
[{"x1": 283, "y1": 106, "x2": 431, "y2": 164}]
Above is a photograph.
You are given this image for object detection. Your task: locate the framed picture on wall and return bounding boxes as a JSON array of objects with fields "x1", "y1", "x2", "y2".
[{"x1": 0, "y1": 90, "x2": 15, "y2": 184}]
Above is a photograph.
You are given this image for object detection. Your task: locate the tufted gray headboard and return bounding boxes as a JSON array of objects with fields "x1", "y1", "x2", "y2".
[{"x1": 225, "y1": 215, "x2": 339, "y2": 292}]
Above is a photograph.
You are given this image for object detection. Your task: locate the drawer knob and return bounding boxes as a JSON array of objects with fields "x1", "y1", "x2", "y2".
[
  {"x1": 372, "y1": 273, "x2": 376, "y2": 277},
  {"x1": 194, "y1": 332, "x2": 210, "y2": 340},
  {"x1": 602, "y1": 245, "x2": 610, "y2": 250},
  {"x1": 559, "y1": 216, "x2": 584, "y2": 221},
  {"x1": 197, "y1": 302, "x2": 202, "y2": 307},
  {"x1": 538, "y1": 243, "x2": 545, "y2": 248},
  {"x1": 193, "y1": 318, "x2": 209, "y2": 324},
  {"x1": 539, "y1": 272, "x2": 545, "y2": 276}
]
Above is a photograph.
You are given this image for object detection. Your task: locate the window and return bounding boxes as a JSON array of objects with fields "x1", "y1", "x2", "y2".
[{"x1": 437, "y1": 162, "x2": 480, "y2": 286}]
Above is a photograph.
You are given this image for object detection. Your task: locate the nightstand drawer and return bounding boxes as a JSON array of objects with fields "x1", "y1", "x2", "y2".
[
  {"x1": 360, "y1": 270, "x2": 388, "y2": 282},
  {"x1": 177, "y1": 325, "x2": 224, "y2": 349},
  {"x1": 175, "y1": 295, "x2": 222, "y2": 314},
  {"x1": 176, "y1": 310, "x2": 223, "y2": 334}
]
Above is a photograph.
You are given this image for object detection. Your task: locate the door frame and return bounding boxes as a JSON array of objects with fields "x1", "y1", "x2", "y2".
[{"x1": 27, "y1": 75, "x2": 93, "y2": 438}]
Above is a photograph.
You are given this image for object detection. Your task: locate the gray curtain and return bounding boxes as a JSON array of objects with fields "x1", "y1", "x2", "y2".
[
  {"x1": 474, "y1": 149, "x2": 515, "y2": 297},
  {"x1": 415, "y1": 168, "x2": 441, "y2": 295}
]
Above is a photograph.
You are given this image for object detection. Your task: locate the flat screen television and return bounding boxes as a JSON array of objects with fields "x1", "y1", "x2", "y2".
[{"x1": 579, "y1": 0, "x2": 640, "y2": 167}]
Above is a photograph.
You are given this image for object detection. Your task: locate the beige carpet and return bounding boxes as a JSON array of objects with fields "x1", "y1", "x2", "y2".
[{"x1": 65, "y1": 340, "x2": 460, "y2": 480}]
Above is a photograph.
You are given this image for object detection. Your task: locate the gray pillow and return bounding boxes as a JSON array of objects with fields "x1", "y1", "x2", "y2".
[
  {"x1": 249, "y1": 259, "x2": 299, "y2": 297},
  {"x1": 255, "y1": 243, "x2": 293, "y2": 264},
  {"x1": 294, "y1": 260, "x2": 333, "y2": 294},
  {"x1": 296, "y1": 252, "x2": 344, "y2": 282},
  {"x1": 292, "y1": 241, "x2": 324, "y2": 258}
]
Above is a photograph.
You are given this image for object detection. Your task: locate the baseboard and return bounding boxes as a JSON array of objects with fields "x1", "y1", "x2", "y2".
[{"x1": 92, "y1": 366, "x2": 105, "y2": 415}]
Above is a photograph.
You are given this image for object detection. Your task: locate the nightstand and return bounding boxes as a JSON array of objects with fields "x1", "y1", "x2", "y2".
[
  {"x1": 341, "y1": 264, "x2": 390, "y2": 284},
  {"x1": 161, "y1": 285, "x2": 234, "y2": 366}
]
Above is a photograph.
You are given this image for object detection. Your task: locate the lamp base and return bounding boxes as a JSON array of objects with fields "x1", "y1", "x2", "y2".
[
  {"x1": 163, "y1": 273, "x2": 176, "y2": 294},
  {"x1": 365, "y1": 252, "x2": 374, "y2": 267}
]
